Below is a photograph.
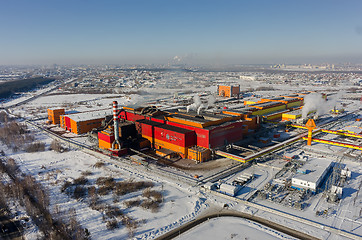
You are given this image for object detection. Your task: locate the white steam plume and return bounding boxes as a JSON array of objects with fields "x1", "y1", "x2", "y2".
[
  {"x1": 328, "y1": 91, "x2": 345, "y2": 110},
  {"x1": 302, "y1": 91, "x2": 345, "y2": 119},
  {"x1": 207, "y1": 95, "x2": 216, "y2": 108},
  {"x1": 302, "y1": 93, "x2": 326, "y2": 119},
  {"x1": 197, "y1": 104, "x2": 205, "y2": 115},
  {"x1": 187, "y1": 95, "x2": 202, "y2": 112}
]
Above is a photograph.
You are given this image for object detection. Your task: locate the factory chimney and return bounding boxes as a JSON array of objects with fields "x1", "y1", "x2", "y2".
[{"x1": 112, "y1": 101, "x2": 121, "y2": 150}]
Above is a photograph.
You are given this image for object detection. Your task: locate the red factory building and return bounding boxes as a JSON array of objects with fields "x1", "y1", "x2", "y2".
[{"x1": 109, "y1": 105, "x2": 260, "y2": 162}]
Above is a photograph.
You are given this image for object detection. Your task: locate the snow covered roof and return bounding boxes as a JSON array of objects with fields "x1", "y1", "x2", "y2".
[
  {"x1": 292, "y1": 158, "x2": 332, "y2": 183},
  {"x1": 219, "y1": 183, "x2": 239, "y2": 193},
  {"x1": 66, "y1": 109, "x2": 111, "y2": 122}
]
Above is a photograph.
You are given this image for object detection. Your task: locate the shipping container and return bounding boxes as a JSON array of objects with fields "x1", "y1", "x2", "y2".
[
  {"x1": 155, "y1": 148, "x2": 178, "y2": 159},
  {"x1": 108, "y1": 148, "x2": 127, "y2": 156},
  {"x1": 243, "y1": 116, "x2": 259, "y2": 130}
]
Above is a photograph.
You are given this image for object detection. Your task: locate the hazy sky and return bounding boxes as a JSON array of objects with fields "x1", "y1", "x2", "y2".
[{"x1": 1, "y1": 0, "x2": 362, "y2": 65}]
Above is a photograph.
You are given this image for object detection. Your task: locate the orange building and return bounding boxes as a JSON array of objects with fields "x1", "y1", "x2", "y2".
[
  {"x1": 64, "y1": 110, "x2": 111, "y2": 134},
  {"x1": 217, "y1": 85, "x2": 240, "y2": 98},
  {"x1": 188, "y1": 146, "x2": 211, "y2": 163},
  {"x1": 47, "y1": 108, "x2": 65, "y2": 125}
]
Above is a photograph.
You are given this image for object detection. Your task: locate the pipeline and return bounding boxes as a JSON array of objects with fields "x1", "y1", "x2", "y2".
[
  {"x1": 321, "y1": 129, "x2": 362, "y2": 139},
  {"x1": 303, "y1": 137, "x2": 362, "y2": 151}
]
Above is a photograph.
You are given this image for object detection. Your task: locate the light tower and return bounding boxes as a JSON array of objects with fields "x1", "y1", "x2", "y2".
[{"x1": 305, "y1": 119, "x2": 316, "y2": 146}]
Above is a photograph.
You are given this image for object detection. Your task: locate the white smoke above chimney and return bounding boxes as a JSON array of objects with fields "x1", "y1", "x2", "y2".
[
  {"x1": 302, "y1": 91, "x2": 344, "y2": 119},
  {"x1": 197, "y1": 104, "x2": 205, "y2": 115},
  {"x1": 187, "y1": 95, "x2": 202, "y2": 112},
  {"x1": 207, "y1": 95, "x2": 216, "y2": 108}
]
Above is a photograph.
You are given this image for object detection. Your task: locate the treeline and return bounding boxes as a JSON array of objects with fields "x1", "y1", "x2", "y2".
[
  {"x1": 0, "y1": 157, "x2": 90, "y2": 240},
  {"x1": 0, "y1": 112, "x2": 35, "y2": 152},
  {"x1": 0, "y1": 77, "x2": 55, "y2": 99}
]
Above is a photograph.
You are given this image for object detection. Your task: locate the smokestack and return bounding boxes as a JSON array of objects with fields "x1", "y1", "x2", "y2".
[{"x1": 112, "y1": 101, "x2": 121, "y2": 150}]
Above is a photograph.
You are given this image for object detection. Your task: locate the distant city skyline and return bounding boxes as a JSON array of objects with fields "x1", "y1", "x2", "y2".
[{"x1": 1, "y1": 0, "x2": 362, "y2": 65}]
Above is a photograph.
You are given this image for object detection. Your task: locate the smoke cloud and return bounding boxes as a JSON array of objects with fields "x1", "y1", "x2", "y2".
[
  {"x1": 187, "y1": 95, "x2": 202, "y2": 112},
  {"x1": 328, "y1": 91, "x2": 345, "y2": 110},
  {"x1": 302, "y1": 91, "x2": 344, "y2": 119},
  {"x1": 187, "y1": 94, "x2": 216, "y2": 114},
  {"x1": 207, "y1": 95, "x2": 216, "y2": 107},
  {"x1": 197, "y1": 104, "x2": 205, "y2": 115}
]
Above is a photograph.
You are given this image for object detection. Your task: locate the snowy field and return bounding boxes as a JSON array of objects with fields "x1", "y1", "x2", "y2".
[
  {"x1": 179, "y1": 217, "x2": 297, "y2": 240},
  {"x1": 1, "y1": 123, "x2": 209, "y2": 239}
]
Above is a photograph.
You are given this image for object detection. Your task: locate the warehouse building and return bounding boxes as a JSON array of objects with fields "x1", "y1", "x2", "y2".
[
  {"x1": 260, "y1": 97, "x2": 303, "y2": 108},
  {"x1": 282, "y1": 109, "x2": 303, "y2": 121},
  {"x1": 217, "y1": 85, "x2": 240, "y2": 98},
  {"x1": 114, "y1": 106, "x2": 251, "y2": 162},
  {"x1": 292, "y1": 158, "x2": 333, "y2": 192},
  {"x1": 282, "y1": 109, "x2": 315, "y2": 121},
  {"x1": 248, "y1": 102, "x2": 287, "y2": 116},
  {"x1": 47, "y1": 108, "x2": 65, "y2": 125},
  {"x1": 61, "y1": 109, "x2": 111, "y2": 134},
  {"x1": 165, "y1": 112, "x2": 244, "y2": 149},
  {"x1": 219, "y1": 183, "x2": 240, "y2": 196}
]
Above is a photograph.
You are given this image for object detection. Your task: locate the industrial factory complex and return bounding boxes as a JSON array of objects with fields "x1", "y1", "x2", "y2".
[
  {"x1": 2, "y1": 65, "x2": 362, "y2": 240},
  {"x1": 46, "y1": 86, "x2": 310, "y2": 163},
  {"x1": 46, "y1": 86, "x2": 361, "y2": 167}
]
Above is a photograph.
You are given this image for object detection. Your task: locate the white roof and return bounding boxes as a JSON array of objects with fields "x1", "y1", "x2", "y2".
[
  {"x1": 48, "y1": 108, "x2": 64, "y2": 111},
  {"x1": 219, "y1": 183, "x2": 239, "y2": 193},
  {"x1": 293, "y1": 158, "x2": 332, "y2": 183},
  {"x1": 66, "y1": 109, "x2": 111, "y2": 122}
]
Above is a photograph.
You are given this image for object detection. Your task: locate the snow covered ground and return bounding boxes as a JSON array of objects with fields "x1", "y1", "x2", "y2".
[
  {"x1": 1, "y1": 74, "x2": 361, "y2": 240},
  {"x1": 1, "y1": 123, "x2": 209, "y2": 239},
  {"x1": 179, "y1": 217, "x2": 297, "y2": 240}
]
